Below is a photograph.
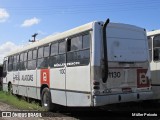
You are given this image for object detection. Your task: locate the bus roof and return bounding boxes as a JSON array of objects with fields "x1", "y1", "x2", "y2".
[
  {"x1": 6, "y1": 21, "x2": 145, "y2": 57},
  {"x1": 6, "y1": 21, "x2": 95, "y2": 57},
  {"x1": 147, "y1": 29, "x2": 160, "y2": 36}
]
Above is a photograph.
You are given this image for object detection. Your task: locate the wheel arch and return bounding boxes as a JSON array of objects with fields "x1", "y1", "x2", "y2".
[
  {"x1": 40, "y1": 84, "x2": 49, "y2": 97},
  {"x1": 8, "y1": 81, "x2": 12, "y2": 86}
]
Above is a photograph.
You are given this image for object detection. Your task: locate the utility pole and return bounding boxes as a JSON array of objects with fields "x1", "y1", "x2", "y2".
[{"x1": 29, "y1": 33, "x2": 38, "y2": 42}]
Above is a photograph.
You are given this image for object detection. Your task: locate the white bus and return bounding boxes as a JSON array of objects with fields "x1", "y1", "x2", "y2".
[
  {"x1": 147, "y1": 30, "x2": 160, "y2": 100},
  {"x1": 2, "y1": 19, "x2": 152, "y2": 111}
]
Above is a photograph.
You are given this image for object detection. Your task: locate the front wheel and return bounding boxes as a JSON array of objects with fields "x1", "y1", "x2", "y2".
[{"x1": 41, "y1": 88, "x2": 54, "y2": 111}]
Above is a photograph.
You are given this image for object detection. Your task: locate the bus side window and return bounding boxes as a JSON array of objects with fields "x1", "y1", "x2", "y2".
[
  {"x1": 23, "y1": 52, "x2": 27, "y2": 70},
  {"x1": 67, "y1": 33, "x2": 90, "y2": 67},
  {"x1": 58, "y1": 40, "x2": 66, "y2": 66},
  {"x1": 12, "y1": 55, "x2": 16, "y2": 71},
  {"x1": 82, "y1": 34, "x2": 90, "y2": 49},
  {"x1": 154, "y1": 49, "x2": 159, "y2": 61},
  {"x1": 49, "y1": 42, "x2": 58, "y2": 68},
  {"x1": 148, "y1": 36, "x2": 152, "y2": 62},
  {"x1": 16, "y1": 54, "x2": 19, "y2": 70},
  {"x1": 59, "y1": 40, "x2": 66, "y2": 54},
  {"x1": 19, "y1": 53, "x2": 23, "y2": 70},
  {"x1": 44, "y1": 46, "x2": 50, "y2": 57},
  {"x1": 33, "y1": 49, "x2": 37, "y2": 60},
  {"x1": 28, "y1": 50, "x2": 32, "y2": 61},
  {"x1": 50, "y1": 42, "x2": 58, "y2": 56},
  {"x1": 37, "y1": 47, "x2": 42, "y2": 69},
  {"x1": 153, "y1": 35, "x2": 160, "y2": 61},
  {"x1": 19, "y1": 53, "x2": 27, "y2": 70},
  {"x1": 8, "y1": 56, "x2": 13, "y2": 71},
  {"x1": 37, "y1": 45, "x2": 49, "y2": 69},
  {"x1": 67, "y1": 38, "x2": 71, "y2": 52},
  {"x1": 32, "y1": 49, "x2": 37, "y2": 69},
  {"x1": 81, "y1": 34, "x2": 90, "y2": 65},
  {"x1": 71, "y1": 36, "x2": 82, "y2": 51},
  {"x1": 2, "y1": 60, "x2": 7, "y2": 77},
  {"x1": 38, "y1": 47, "x2": 43, "y2": 59},
  {"x1": 3, "y1": 61, "x2": 6, "y2": 72},
  {"x1": 28, "y1": 50, "x2": 34, "y2": 70},
  {"x1": 49, "y1": 40, "x2": 65, "y2": 68},
  {"x1": 43, "y1": 45, "x2": 49, "y2": 68},
  {"x1": 0, "y1": 66, "x2": 3, "y2": 77}
]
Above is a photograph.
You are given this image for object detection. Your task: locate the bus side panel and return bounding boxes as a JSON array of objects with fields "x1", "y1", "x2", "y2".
[
  {"x1": 3, "y1": 77, "x2": 8, "y2": 92},
  {"x1": 12, "y1": 71, "x2": 19, "y2": 94},
  {"x1": 36, "y1": 87, "x2": 41, "y2": 100},
  {"x1": 6, "y1": 71, "x2": 14, "y2": 91},
  {"x1": 147, "y1": 33, "x2": 160, "y2": 100},
  {"x1": 154, "y1": 66, "x2": 160, "y2": 99},
  {"x1": 2, "y1": 72, "x2": 8, "y2": 92},
  {"x1": 151, "y1": 86, "x2": 160, "y2": 99},
  {"x1": 66, "y1": 65, "x2": 91, "y2": 106},
  {"x1": 2, "y1": 60, "x2": 7, "y2": 92},
  {"x1": 50, "y1": 68, "x2": 66, "y2": 106},
  {"x1": 18, "y1": 86, "x2": 27, "y2": 97},
  {"x1": 36, "y1": 70, "x2": 41, "y2": 100},
  {"x1": 154, "y1": 62, "x2": 160, "y2": 84},
  {"x1": 26, "y1": 70, "x2": 37, "y2": 99},
  {"x1": 12, "y1": 84, "x2": 18, "y2": 94},
  {"x1": 50, "y1": 90, "x2": 66, "y2": 106},
  {"x1": 3, "y1": 83, "x2": 8, "y2": 91},
  {"x1": 150, "y1": 60, "x2": 160, "y2": 99},
  {"x1": 91, "y1": 22, "x2": 102, "y2": 67},
  {"x1": 37, "y1": 68, "x2": 67, "y2": 105},
  {"x1": 18, "y1": 70, "x2": 37, "y2": 98},
  {"x1": 67, "y1": 92, "x2": 91, "y2": 106},
  {"x1": 150, "y1": 62, "x2": 157, "y2": 84}
]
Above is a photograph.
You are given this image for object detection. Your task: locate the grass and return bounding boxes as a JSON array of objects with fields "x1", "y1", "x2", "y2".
[{"x1": 0, "y1": 91, "x2": 45, "y2": 111}]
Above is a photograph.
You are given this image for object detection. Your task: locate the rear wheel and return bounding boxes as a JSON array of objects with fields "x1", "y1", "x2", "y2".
[
  {"x1": 8, "y1": 83, "x2": 13, "y2": 94},
  {"x1": 41, "y1": 88, "x2": 54, "y2": 111}
]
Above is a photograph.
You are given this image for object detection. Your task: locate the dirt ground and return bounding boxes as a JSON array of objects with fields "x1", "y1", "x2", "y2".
[
  {"x1": 0, "y1": 101, "x2": 76, "y2": 120},
  {"x1": 1, "y1": 101, "x2": 160, "y2": 120}
]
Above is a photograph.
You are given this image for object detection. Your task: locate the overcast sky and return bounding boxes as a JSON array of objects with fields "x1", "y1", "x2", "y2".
[{"x1": 0, "y1": 0, "x2": 160, "y2": 64}]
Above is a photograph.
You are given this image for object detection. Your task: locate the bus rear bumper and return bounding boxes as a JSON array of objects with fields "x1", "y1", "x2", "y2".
[{"x1": 93, "y1": 91, "x2": 153, "y2": 106}]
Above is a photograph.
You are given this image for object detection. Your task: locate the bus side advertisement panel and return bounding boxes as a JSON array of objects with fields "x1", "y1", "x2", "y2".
[{"x1": 40, "y1": 69, "x2": 50, "y2": 87}]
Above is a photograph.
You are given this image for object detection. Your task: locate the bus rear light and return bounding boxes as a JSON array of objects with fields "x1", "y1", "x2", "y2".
[
  {"x1": 93, "y1": 91, "x2": 100, "y2": 95},
  {"x1": 93, "y1": 81, "x2": 100, "y2": 85},
  {"x1": 93, "y1": 86, "x2": 100, "y2": 90}
]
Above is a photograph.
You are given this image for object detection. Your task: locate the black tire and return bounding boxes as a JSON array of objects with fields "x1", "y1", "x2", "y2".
[
  {"x1": 8, "y1": 83, "x2": 13, "y2": 94},
  {"x1": 41, "y1": 88, "x2": 54, "y2": 111}
]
